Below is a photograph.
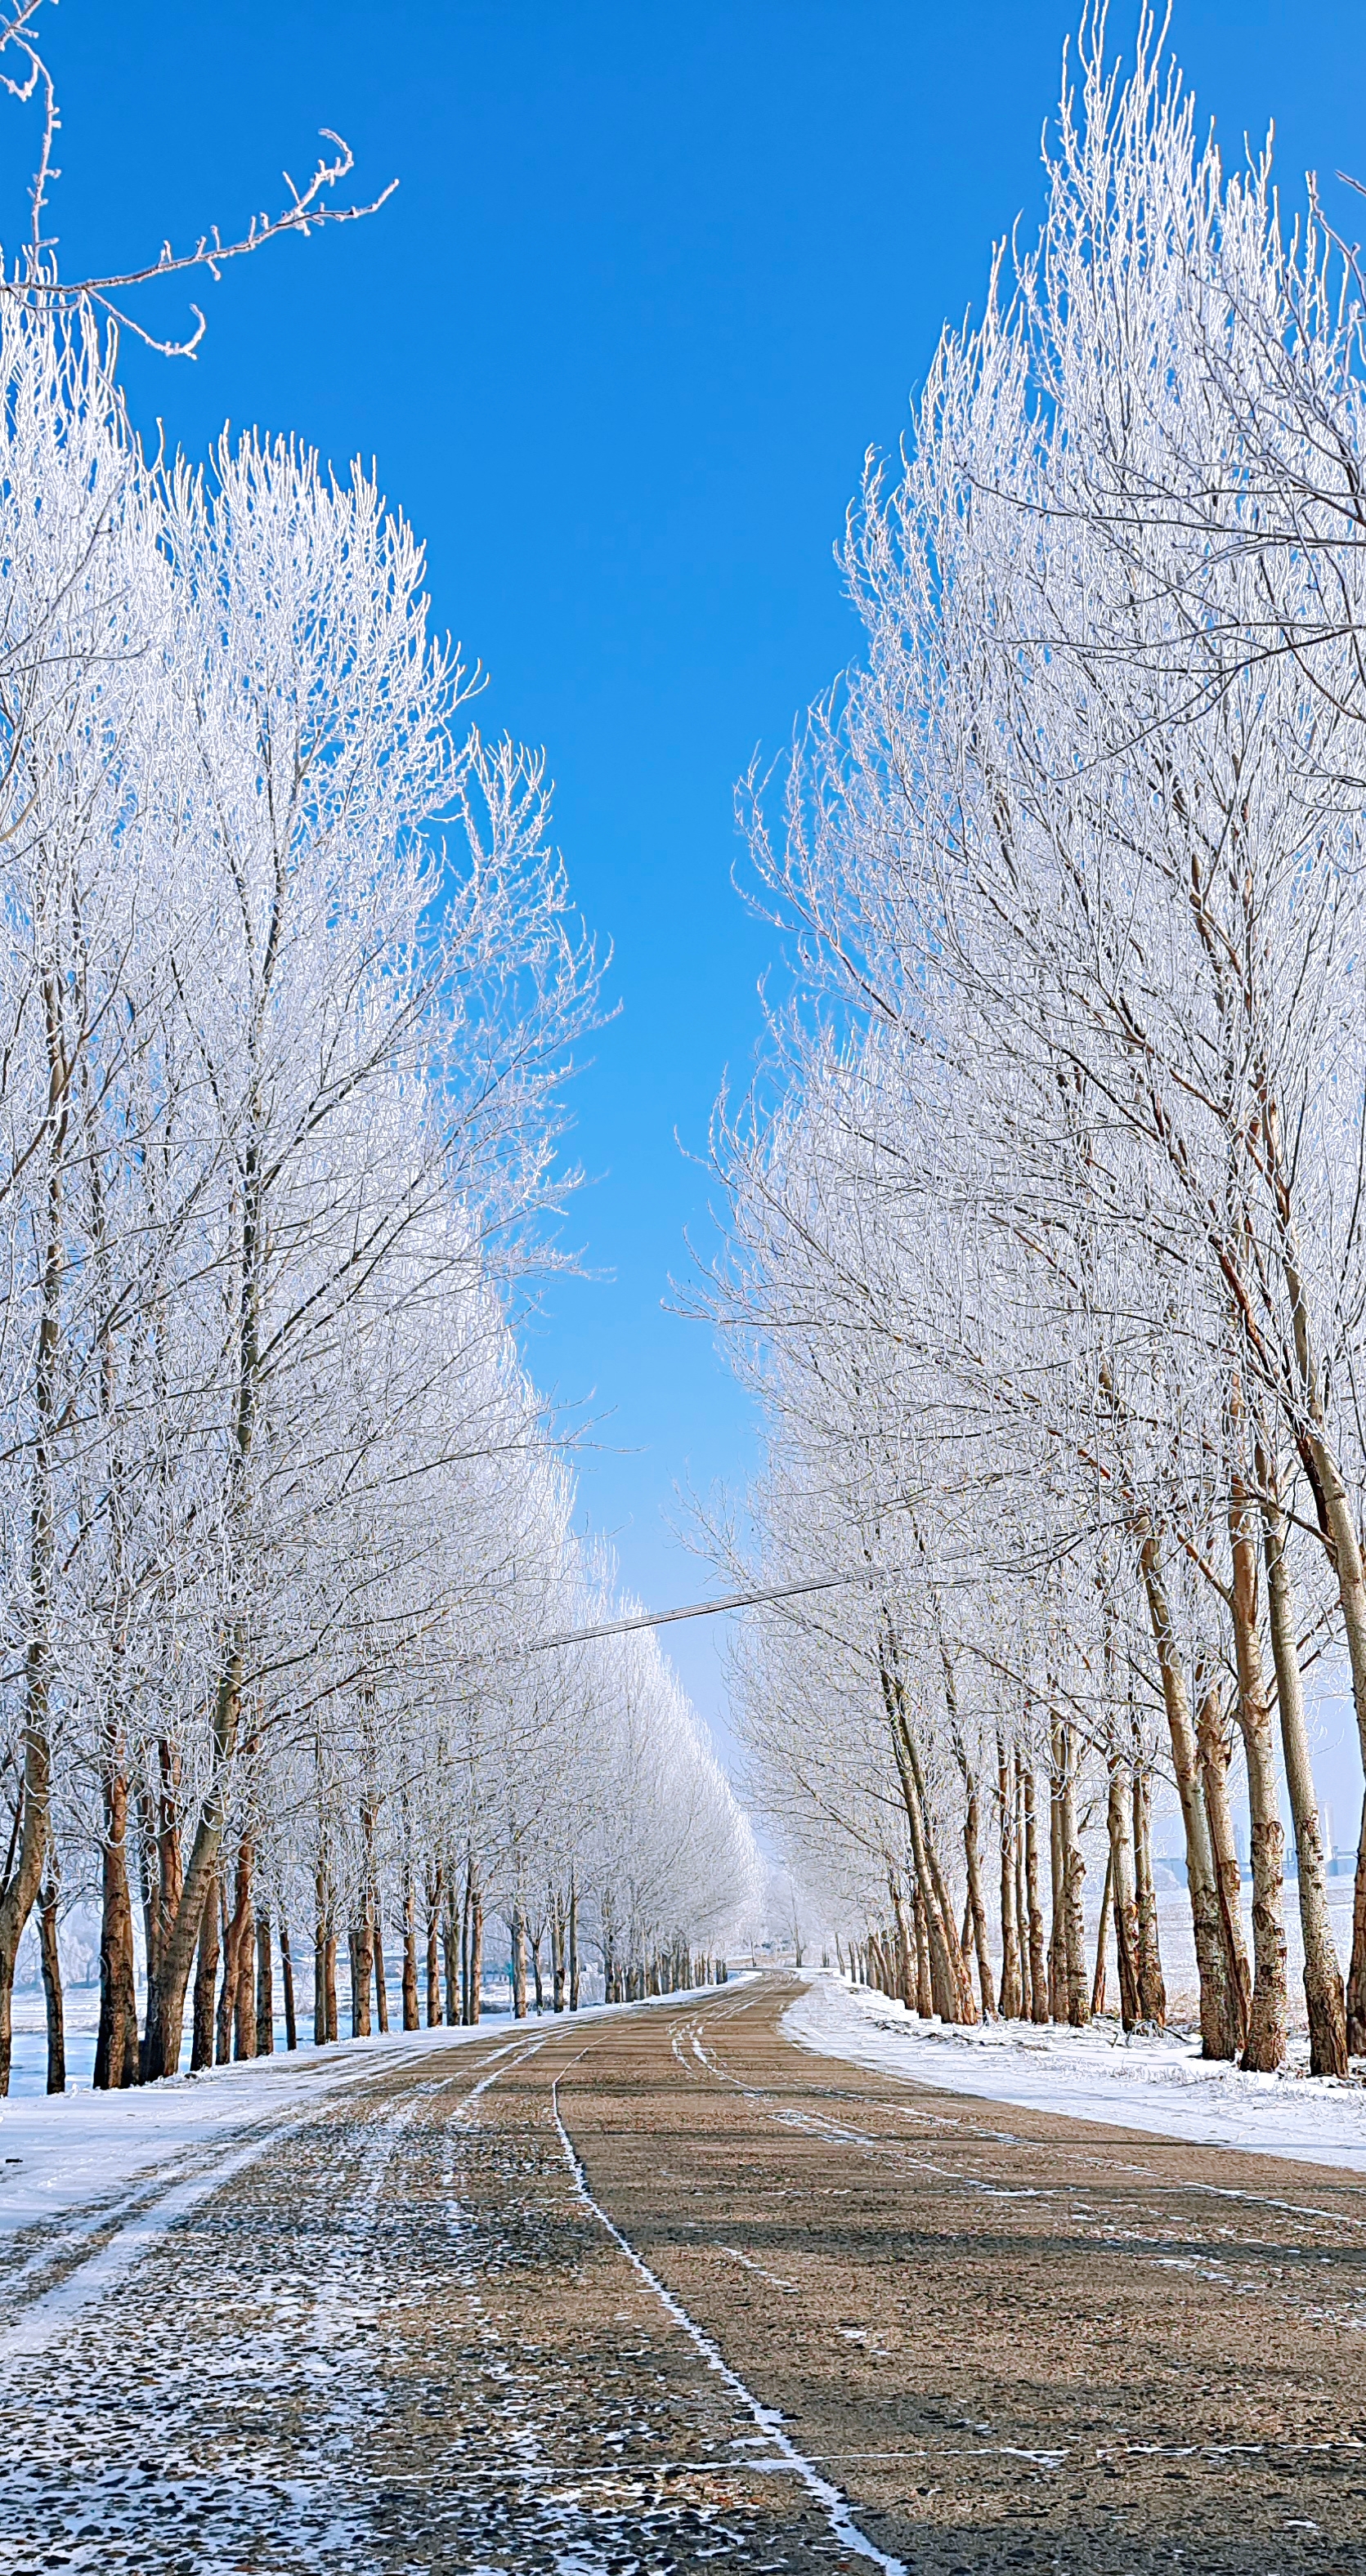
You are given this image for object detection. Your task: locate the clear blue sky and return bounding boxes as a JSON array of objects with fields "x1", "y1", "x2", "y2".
[{"x1": 28, "y1": 2, "x2": 1366, "y2": 1787}]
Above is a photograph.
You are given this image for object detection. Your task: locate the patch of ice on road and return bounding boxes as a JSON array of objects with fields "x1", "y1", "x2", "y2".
[{"x1": 784, "y1": 1972, "x2": 1366, "y2": 2176}]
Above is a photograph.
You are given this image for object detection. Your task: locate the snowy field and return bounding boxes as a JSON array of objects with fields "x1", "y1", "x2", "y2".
[
  {"x1": 1119, "y1": 1876, "x2": 1361, "y2": 2024},
  {"x1": 786, "y1": 1969, "x2": 1366, "y2": 2175},
  {"x1": 0, "y1": 1979, "x2": 750, "y2": 2247}
]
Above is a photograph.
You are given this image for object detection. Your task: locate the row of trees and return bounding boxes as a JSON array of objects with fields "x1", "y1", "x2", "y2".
[
  {"x1": 0, "y1": 295, "x2": 755, "y2": 2095},
  {"x1": 701, "y1": 11, "x2": 1366, "y2": 2075}
]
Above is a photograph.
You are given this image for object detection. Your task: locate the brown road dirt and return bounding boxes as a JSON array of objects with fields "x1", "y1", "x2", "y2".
[
  {"x1": 2, "y1": 1974, "x2": 1365, "y2": 2573},
  {"x1": 550, "y1": 1975, "x2": 1366, "y2": 2573}
]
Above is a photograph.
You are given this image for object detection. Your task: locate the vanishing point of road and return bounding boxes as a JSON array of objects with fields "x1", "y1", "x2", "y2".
[{"x1": 2, "y1": 1975, "x2": 1364, "y2": 2574}]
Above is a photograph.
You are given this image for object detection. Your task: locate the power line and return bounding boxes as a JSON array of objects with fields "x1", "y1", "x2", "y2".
[{"x1": 524, "y1": 1566, "x2": 880, "y2": 1655}]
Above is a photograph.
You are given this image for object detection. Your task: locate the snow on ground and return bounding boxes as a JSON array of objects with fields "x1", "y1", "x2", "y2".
[
  {"x1": 785, "y1": 1970, "x2": 1366, "y2": 2176},
  {"x1": 0, "y1": 1979, "x2": 749, "y2": 2247}
]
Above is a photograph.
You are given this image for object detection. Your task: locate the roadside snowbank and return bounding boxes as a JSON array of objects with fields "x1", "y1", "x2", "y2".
[
  {"x1": 784, "y1": 1972, "x2": 1366, "y2": 2176},
  {"x1": 0, "y1": 1979, "x2": 750, "y2": 2243}
]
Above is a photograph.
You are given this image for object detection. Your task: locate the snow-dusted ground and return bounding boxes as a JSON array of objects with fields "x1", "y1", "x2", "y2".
[
  {"x1": 0, "y1": 1979, "x2": 748, "y2": 2247},
  {"x1": 786, "y1": 1970, "x2": 1366, "y2": 2175},
  {"x1": 4, "y1": 1978, "x2": 531, "y2": 2097}
]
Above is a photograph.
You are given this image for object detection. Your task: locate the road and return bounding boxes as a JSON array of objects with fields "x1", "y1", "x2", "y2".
[{"x1": 2, "y1": 1974, "x2": 1364, "y2": 2573}]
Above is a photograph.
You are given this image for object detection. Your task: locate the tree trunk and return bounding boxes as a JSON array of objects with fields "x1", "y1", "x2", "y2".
[
  {"x1": 889, "y1": 1875, "x2": 916, "y2": 2010},
  {"x1": 425, "y1": 1866, "x2": 441, "y2": 2028},
  {"x1": 38, "y1": 1875, "x2": 65, "y2": 2095},
  {"x1": 960, "y1": 1784, "x2": 994, "y2": 2019},
  {"x1": 372, "y1": 1903, "x2": 388, "y2": 2033},
  {"x1": 140, "y1": 1630, "x2": 247, "y2": 2083},
  {"x1": 1048, "y1": 1756, "x2": 1067, "y2": 2021},
  {"x1": 230, "y1": 1840, "x2": 257, "y2": 2061},
  {"x1": 1106, "y1": 1755, "x2": 1141, "y2": 2030},
  {"x1": 997, "y1": 1736, "x2": 1023, "y2": 2018},
  {"x1": 313, "y1": 1868, "x2": 330, "y2": 2048},
  {"x1": 216, "y1": 1880, "x2": 239, "y2": 2064},
  {"x1": 1300, "y1": 1428, "x2": 1366, "y2": 2051},
  {"x1": 191, "y1": 1876, "x2": 220, "y2": 2073},
  {"x1": 1131, "y1": 1765, "x2": 1167, "y2": 2024},
  {"x1": 1138, "y1": 1530, "x2": 1232, "y2": 2055},
  {"x1": 1194, "y1": 1678, "x2": 1252, "y2": 2059},
  {"x1": 469, "y1": 1885, "x2": 483, "y2": 2024},
  {"x1": 280, "y1": 1918, "x2": 298, "y2": 2051},
  {"x1": 94, "y1": 1762, "x2": 139, "y2": 2090},
  {"x1": 889, "y1": 1704, "x2": 970, "y2": 2017},
  {"x1": 550, "y1": 1896, "x2": 566, "y2": 2013},
  {"x1": 512, "y1": 1891, "x2": 528, "y2": 2019},
  {"x1": 459, "y1": 1869, "x2": 471, "y2": 2024},
  {"x1": 1228, "y1": 1472, "x2": 1288, "y2": 2071},
  {"x1": 568, "y1": 1866, "x2": 580, "y2": 2011},
  {"x1": 1022, "y1": 1762, "x2": 1048, "y2": 2024},
  {"x1": 137, "y1": 1785, "x2": 161, "y2": 2025},
  {"x1": 1261, "y1": 1485, "x2": 1348, "y2": 2075},
  {"x1": 531, "y1": 1930, "x2": 544, "y2": 2013},
  {"x1": 255, "y1": 1912, "x2": 274, "y2": 2055},
  {"x1": 1056, "y1": 1718, "x2": 1090, "y2": 2026},
  {"x1": 880, "y1": 1647, "x2": 974, "y2": 2019},
  {"x1": 401, "y1": 1875, "x2": 419, "y2": 2032},
  {"x1": 0, "y1": 1021, "x2": 62, "y2": 2100},
  {"x1": 911, "y1": 1875, "x2": 933, "y2": 2015},
  {"x1": 443, "y1": 1875, "x2": 459, "y2": 2025},
  {"x1": 1091, "y1": 1847, "x2": 1113, "y2": 2017},
  {"x1": 352, "y1": 1903, "x2": 374, "y2": 2039}
]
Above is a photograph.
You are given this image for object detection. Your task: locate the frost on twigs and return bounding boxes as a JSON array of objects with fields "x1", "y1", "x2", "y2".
[{"x1": 0, "y1": 0, "x2": 396, "y2": 356}]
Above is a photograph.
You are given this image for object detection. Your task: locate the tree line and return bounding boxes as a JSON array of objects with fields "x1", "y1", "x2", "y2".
[
  {"x1": 699, "y1": 11, "x2": 1366, "y2": 2077},
  {"x1": 0, "y1": 297, "x2": 755, "y2": 2095}
]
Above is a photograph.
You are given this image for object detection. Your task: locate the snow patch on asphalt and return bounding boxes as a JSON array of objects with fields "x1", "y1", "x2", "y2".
[
  {"x1": 0, "y1": 1980, "x2": 750, "y2": 2247},
  {"x1": 550, "y1": 2075, "x2": 908, "y2": 2576},
  {"x1": 784, "y1": 1973, "x2": 1366, "y2": 2176}
]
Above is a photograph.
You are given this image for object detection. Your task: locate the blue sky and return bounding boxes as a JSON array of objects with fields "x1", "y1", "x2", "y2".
[{"x1": 28, "y1": 2, "x2": 1366, "y2": 1796}]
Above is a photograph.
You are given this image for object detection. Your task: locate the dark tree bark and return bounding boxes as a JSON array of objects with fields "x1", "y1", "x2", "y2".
[
  {"x1": 38, "y1": 1875, "x2": 65, "y2": 2094},
  {"x1": 191, "y1": 1877, "x2": 220, "y2": 2073},
  {"x1": 1022, "y1": 1763, "x2": 1049, "y2": 2025},
  {"x1": 1132, "y1": 1765, "x2": 1167, "y2": 2025},
  {"x1": 911, "y1": 1876, "x2": 933, "y2": 2016},
  {"x1": 230, "y1": 1840, "x2": 257, "y2": 2060},
  {"x1": 1091, "y1": 1848, "x2": 1113, "y2": 2017},
  {"x1": 94, "y1": 1764, "x2": 139, "y2": 2090},
  {"x1": 425, "y1": 1864, "x2": 441, "y2": 2027},
  {"x1": 512, "y1": 1890, "x2": 527, "y2": 2019},
  {"x1": 1106, "y1": 1756, "x2": 1142, "y2": 2031},
  {"x1": 469, "y1": 1885, "x2": 483, "y2": 2024},
  {"x1": 372, "y1": 1902, "x2": 388, "y2": 2033},
  {"x1": 442, "y1": 1876, "x2": 459, "y2": 2025},
  {"x1": 279, "y1": 1917, "x2": 298, "y2": 2050},
  {"x1": 997, "y1": 1736, "x2": 1023, "y2": 2019},
  {"x1": 550, "y1": 1894, "x2": 566, "y2": 2014},
  {"x1": 255, "y1": 1912, "x2": 275, "y2": 2054},
  {"x1": 401, "y1": 1873, "x2": 419, "y2": 2031}
]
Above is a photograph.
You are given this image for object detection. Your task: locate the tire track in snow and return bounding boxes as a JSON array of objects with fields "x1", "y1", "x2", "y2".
[
  {"x1": 0, "y1": 2028, "x2": 544, "y2": 2367},
  {"x1": 550, "y1": 2073, "x2": 909, "y2": 2576},
  {"x1": 693, "y1": 2016, "x2": 1366, "y2": 2250}
]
